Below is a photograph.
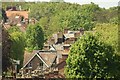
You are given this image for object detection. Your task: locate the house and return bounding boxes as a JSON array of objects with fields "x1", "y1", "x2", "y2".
[
  {"x1": 22, "y1": 50, "x2": 57, "y2": 71},
  {"x1": 6, "y1": 11, "x2": 29, "y2": 25},
  {"x1": 20, "y1": 50, "x2": 67, "y2": 78},
  {"x1": 48, "y1": 29, "x2": 83, "y2": 45},
  {"x1": 3, "y1": 6, "x2": 38, "y2": 32},
  {"x1": 6, "y1": 10, "x2": 29, "y2": 19},
  {"x1": 19, "y1": 29, "x2": 84, "y2": 78},
  {"x1": 20, "y1": 50, "x2": 61, "y2": 78}
]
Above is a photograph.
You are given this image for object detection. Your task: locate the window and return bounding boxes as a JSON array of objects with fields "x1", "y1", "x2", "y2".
[
  {"x1": 40, "y1": 62, "x2": 43, "y2": 67},
  {"x1": 39, "y1": 62, "x2": 43, "y2": 70}
]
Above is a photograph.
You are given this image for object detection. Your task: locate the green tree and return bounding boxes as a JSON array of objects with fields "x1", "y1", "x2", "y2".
[
  {"x1": 25, "y1": 23, "x2": 44, "y2": 52},
  {"x1": 65, "y1": 33, "x2": 120, "y2": 78},
  {"x1": 93, "y1": 23, "x2": 118, "y2": 55},
  {"x1": 2, "y1": 2, "x2": 118, "y2": 42},
  {"x1": 7, "y1": 26, "x2": 21, "y2": 33},
  {"x1": 9, "y1": 28, "x2": 25, "y2": 67}
]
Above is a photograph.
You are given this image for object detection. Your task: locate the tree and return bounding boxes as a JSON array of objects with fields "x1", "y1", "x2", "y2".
[
  {"x1": 2, "y1": 28, "x2": 12, "y2": 73},
  {"x1": 7, "y1": 26, "x2": 21, "y2": 33},
  {"x1": 65, "y1": 33, "x2": 120, "y2": 78},
  {"x1": 93, "y1": 23, "x2": 118, "y2": 55},
  {"x1": 25, "y1": 23, "x2": 44, "y2": 52},
  {"x1": 2, "y1": 8, "x2": 8, "y2": 23},
  {"x1": 8, "y1": 27, "x2": 25, "y2": 67}
]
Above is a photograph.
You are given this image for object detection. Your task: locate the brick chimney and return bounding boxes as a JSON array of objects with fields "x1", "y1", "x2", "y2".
[
  {"x1": 80, "y1": 28, "x2": 84, "y2": 35},
  {"x1": 25, "y1": 18, "x2": 29, "y2": 25},
  {"x1": 64, "y1": 29, "x2": 69, "y2": 34}
]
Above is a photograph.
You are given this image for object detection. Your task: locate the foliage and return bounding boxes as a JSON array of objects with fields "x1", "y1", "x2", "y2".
[
  {"x1": 0, "y1": 10, "x2": 2, "y2": 21},
  {"x1": 1, "y1": 8, "x2": 8, "y2": 23},
  {"x1": 8, "y1": 26, "x2": 25, "y2": 67},
  {"x1": 93, "y1": 6, "x2": 118, "y2": 24},
  {"x1": 37, "y1": 2, "x2": 97, "y2": 39},
  {"x1": 2, "y1": 3, "x2": 119, "y2": 77},
  {"x1": 93, "y1": 23, "x2": 118, "y2": 55},
  {"x1": 7, "y1": 26, "x2": 21, "y2": 33},
  {"x1": 2, "y1": 2, "x2": 118, "y2": 40},
  {"x1": 2, "y1": 28, "x2": 12, "y2": 72},
  {"x1": 65, "y1": 33, "x2": 120, "y2": 78},
  {"x1": 2, "y1": 2, "x2": 98, "y2": 39},
  {"x1": 25, "y1": 23, "x2": 44, "y2": 52}
]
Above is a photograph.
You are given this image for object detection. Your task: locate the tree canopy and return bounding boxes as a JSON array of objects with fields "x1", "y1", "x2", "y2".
[
  {"x1": 65, "y1": 33, "x2": 120, "y2": 78},
  {"x1": 2, "y1": 2, "x2": 118, "y2": 40},
  {"x1": 25, "y1": 23, "x2": 44, "y2": 52},
  {"x1": 94, "y1": 23, "x2": 118, "y2": 55},
  {"x1": 2, "y1": 2, "x2": 111, "y2": 44},
  {"x1": 8, "y1": 27, "x2": 25, "y2": 67}
]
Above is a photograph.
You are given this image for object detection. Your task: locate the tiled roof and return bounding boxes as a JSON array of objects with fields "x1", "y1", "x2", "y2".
[
  {"x1": 38, "y1": 52, "x2": 57, "y2": 67},
  {"x1": 23, "y1": 51, "x2": 35, "y2": 66},
  {"x1": 57, "y1": 50, "x2": 69, "y2": 55},
  {"x1": 23, "y1": 50, "x2": 57, "y2": 68}
]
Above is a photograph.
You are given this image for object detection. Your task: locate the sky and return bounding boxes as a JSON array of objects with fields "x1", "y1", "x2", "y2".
[{"x1": 25, "y1": 0, "x2": 120, "y2": 9}]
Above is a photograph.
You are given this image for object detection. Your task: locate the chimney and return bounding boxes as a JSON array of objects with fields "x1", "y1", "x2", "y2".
[
  {"x1": 80, "y1": 28, "x2": 84, "y2": 35},
  {"x1": 31, "y1": 19, "x2": 35, "y2": 24},
  {"x1": 64, "y1": 29, "x2": 69, "y2": 34},
  {"x1": 74, "y1": 32, "x2": 80, "y2": 38},
  {"x1": 25, "y1": 18, "x2": 29, "y2": 25}
]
